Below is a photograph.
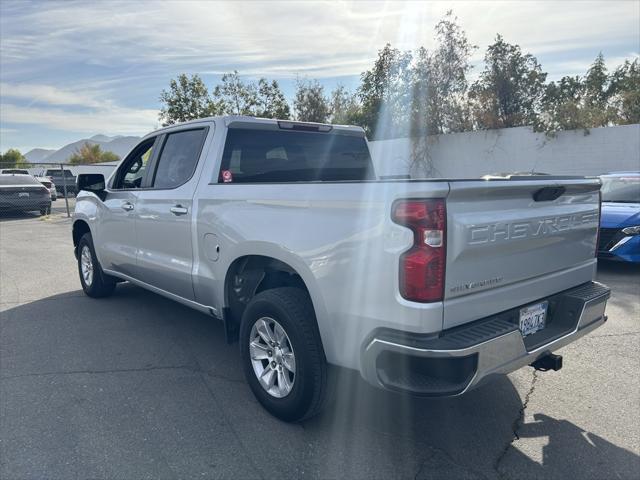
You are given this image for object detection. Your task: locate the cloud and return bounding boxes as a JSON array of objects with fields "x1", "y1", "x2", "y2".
[
  {"x1": 0, "y1": 102, "x2": 157, "y2": 135},
  {"x1": 0, "y1": 81, "x2": 157, "y2": 134},
  {"x1": 0, "y1": 82, "x2": 108, "y2": 108},
  {"x1": 0, "y1": 0, "x2": 638, "y2": 150},
  {"x1": 2, "y1": 1, "x2": 637, "y2": 79},
  {"x1": 549, "y1": 52, "x2": 640, "y2": 78}
]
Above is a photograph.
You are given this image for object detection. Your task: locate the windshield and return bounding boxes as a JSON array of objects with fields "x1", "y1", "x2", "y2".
[{"x1": 601, "y1": 175, "x2": 640, "y2": 203}]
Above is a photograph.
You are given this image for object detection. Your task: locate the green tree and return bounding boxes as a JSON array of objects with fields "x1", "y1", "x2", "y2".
[
  {"x1": 293, "y1": 78, "x2": 331, "y2": 123},
  {"x1": 212, "y1": 71, "x2": 257, "y2": 115},
  {"x1": 609, "y1": 58, "x2": 640, "y2": 125},
  {"x1": 0, "y1": 148, "x2": 28, "y2": 168},
  {"x1": 540, "y1": 75, "x2": 588, "y2": 133},
  {"x1": 470, "y1": 35, "x2": 547, "y2": 129},
  {"x1": 357, "y1": 44, "x2": 413, "y2": 138},
  {"x1": 411, "y1": 11, "x2": 476, "y2": 136},
  {"x1": 581, "y1": 53, "x2": 617, "y2": 127},
  {"x1": 432, "y1": 11, "x2": 476, "y2": 133},
  {"x1": 159, "y1": 74, "x2": 216, "y2": 126},
  {"x1": 255, "y1": 78, "x2": 291, "y2": 119},
  {"x1": 583, "y1": 53, "x2": 610, "y2": 109},
  {"x1": 68, "y1": 143, "x2": 120, "y2": 165},
  {"x1": 539, "y1": 54, "x2": 622, "y2": 134},
  {"x1": 329, "y1": 85, "x2": 360, "y2": 124},
  {"x1": 212, "y1": 72, "x2": 291, "y2": 118},
  {"x1": 160, "y1": 71, "x2": 291, "y2": 123}
]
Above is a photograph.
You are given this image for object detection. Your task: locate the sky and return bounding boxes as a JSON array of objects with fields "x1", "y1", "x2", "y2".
[{"x1": 1, "y1": 0, "x2": 639, "y2": 153}]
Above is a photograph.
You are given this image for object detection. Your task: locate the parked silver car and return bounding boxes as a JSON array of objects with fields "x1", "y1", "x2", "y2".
[{"x1": 72, "y1": 116, "x2": 610, "y2": 421}]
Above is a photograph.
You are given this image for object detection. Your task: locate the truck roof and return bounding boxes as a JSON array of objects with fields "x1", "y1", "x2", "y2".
[
  {"x1": 145, "y1": 115, "x2": 365, "y2": 139},
  {"x1": 601, "y1": 171, "x2": 639, "y2": 177}
]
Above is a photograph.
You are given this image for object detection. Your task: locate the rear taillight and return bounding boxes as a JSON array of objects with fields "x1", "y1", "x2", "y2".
[{"x1": 392, "y1": 199, "x2": 446, "y2": 302}]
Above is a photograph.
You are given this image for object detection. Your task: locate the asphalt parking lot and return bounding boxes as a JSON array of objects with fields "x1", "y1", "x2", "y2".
[{"x1": 1, "y1": 208, "x2": 639, "y2": 479}]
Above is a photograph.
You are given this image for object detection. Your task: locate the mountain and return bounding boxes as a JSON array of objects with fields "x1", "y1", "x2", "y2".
[
  {"x1": 97, "y1": 136, "x2": 141, "y2": 159},
  {"x1": 89, "y1": 134, "x2": 123, "y2": 143},
  {"x1": 24, "y1": 148, "x2": 56, "y2": 163},
  {"x1": 32, "y1": 135, "x2": 141, "y2": 164}
]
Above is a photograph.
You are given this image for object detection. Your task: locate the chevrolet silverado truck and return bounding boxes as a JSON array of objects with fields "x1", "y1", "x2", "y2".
[{"x1": 72, "y1": 116, "x2": 610, "y2": 421}]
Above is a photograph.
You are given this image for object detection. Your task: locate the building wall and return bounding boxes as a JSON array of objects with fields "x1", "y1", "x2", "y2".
[
  {"x1": 25, "y1": 125, "x2": 639, "y2": 181},
  {"x1": 369, "y1": 124, "x2": 640, "y2": 178}
]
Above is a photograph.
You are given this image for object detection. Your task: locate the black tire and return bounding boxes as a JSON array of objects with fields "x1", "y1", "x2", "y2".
[
  {"x1": 239, "y1": 287, "x2": 328, "y2": 422},
  {"x1": 40, "y1": 205, "x2": 51, "y2": 215},
  {"x1": 77, "y1": 232, "x2": 116, "y2": 298}
]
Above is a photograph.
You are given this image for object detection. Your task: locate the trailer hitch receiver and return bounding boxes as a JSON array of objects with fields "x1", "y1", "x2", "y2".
[{"x1": 531, "y1": 353, "x2": 563, "y2": 372}]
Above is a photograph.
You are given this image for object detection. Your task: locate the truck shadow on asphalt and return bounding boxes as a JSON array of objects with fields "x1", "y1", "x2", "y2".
[
  {"x1": 312, "y1": 366, "x2": 640, "y2": 479},
  {"x1": 1, "y1": 284, "x2": 638, "y2": 479}
]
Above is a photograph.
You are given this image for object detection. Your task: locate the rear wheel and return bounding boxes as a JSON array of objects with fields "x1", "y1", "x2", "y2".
[
  {"x1": 77, "y1": 232, "x2": 116, "y2": 298},
  {"x1": 239, "y1": 287, "x2": 328, "y2": 422}
]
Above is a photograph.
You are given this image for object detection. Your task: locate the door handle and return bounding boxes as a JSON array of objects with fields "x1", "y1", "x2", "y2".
[
  {"x1": 170, "y1": 205, "x2": 188, "y2": 215},
  {"x1": 121, "y1": 202, "x2": 134, "y2": 211}
]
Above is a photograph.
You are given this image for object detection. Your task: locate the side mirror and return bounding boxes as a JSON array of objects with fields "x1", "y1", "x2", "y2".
[{"x1": 77, "y1": 173, "x2": 106, "y2": 199}]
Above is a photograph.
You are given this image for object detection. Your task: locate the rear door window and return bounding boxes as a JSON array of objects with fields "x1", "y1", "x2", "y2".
[
  {"x1": 219, "y1": 128, "x2": 374, "y2": 183},
  {"x1": 152, "y1": 129, "x2": 207, "y2": 189}
]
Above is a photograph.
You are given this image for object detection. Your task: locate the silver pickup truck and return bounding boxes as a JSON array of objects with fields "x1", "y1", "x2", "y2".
[{"x1": 73, "y1": 116, "x2": 610, "y2": 421}]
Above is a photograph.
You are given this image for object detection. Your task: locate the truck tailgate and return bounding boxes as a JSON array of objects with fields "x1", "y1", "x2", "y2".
[{"x1": 443, "y1": 178, "x2": 600, "y2": 329}]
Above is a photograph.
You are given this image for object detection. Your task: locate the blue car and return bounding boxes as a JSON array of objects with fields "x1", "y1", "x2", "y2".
[{"x1": 598, "y1": 172, "x2": 640, "y2": 263}]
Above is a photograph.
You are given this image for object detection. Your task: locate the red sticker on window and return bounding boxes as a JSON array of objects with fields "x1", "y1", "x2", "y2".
[{"x1": 222, "y1": 170, "x2": 233, "y2": 183}]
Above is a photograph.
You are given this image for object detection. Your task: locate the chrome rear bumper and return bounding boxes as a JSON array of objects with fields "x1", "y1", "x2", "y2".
[{"x1": 361, "y1": 281, "x2": 610, "y2": 396}]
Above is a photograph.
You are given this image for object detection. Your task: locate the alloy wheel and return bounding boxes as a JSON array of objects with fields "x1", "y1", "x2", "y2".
[{"x1": 249, "y1": 317, "x2": 296, "y2": 398}]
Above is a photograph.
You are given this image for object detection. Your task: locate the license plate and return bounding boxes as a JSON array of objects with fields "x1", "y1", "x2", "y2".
[
  {"x1": 18, "y1": 192, "x2": 29, "y2": 198},
  {"x1": 519, "y1": 301, "x2": 548, "y2": 337}
]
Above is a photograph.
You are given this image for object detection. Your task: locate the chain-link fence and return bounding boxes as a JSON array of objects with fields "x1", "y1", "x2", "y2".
[{"x1": 0, "y1": 161, "x2": 117, "y2": 217}]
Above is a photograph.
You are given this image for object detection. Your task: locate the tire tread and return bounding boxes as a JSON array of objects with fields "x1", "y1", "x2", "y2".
[
  {"x1": 78, "y1": 232, "x2": 116, "y2": 298},
  {"x1": 240, "y1": 287, "x2": 328, "y2": 421}
]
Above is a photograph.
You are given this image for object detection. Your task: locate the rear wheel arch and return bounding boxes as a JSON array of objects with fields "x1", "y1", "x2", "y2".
[{"x1": 223, "y1": 255, "x2": 319, "y2": 341}]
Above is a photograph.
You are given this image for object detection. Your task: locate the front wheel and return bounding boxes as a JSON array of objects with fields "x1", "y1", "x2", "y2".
[
  {"x1": 239, "y1": 287, "x2": 328, "y2": 422},
  {"x1": 77, "y1": 233, "x2": 116, "y2": 298}
]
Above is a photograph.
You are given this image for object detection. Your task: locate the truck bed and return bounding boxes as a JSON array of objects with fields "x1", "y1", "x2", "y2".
[{"x1": 194, "y1": 176, "x2": 600, "y2": 370}]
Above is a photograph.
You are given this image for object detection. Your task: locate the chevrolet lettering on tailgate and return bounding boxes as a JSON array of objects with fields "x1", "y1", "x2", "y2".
[{"x1": 468, "y1": 211, "x2": 599, "y2": 245}]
